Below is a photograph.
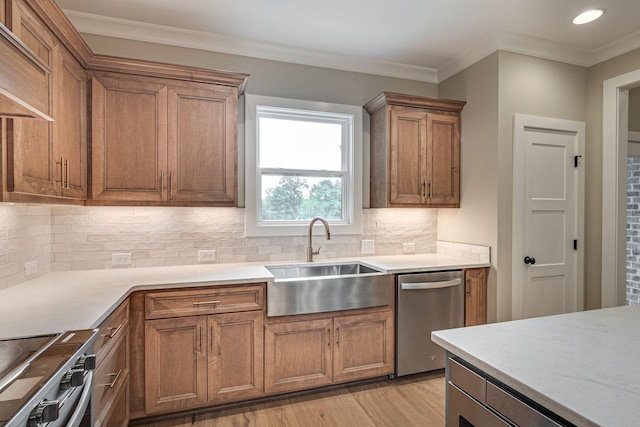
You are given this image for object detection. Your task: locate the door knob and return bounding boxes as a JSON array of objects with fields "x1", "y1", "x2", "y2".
[{"x1": 524, "y1": 256, "x2": 536, "y2": 265}]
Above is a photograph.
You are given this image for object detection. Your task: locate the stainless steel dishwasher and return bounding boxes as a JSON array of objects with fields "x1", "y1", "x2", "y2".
[{"x1": 396, "y1": 270, "x2": 464, "y2": 376}]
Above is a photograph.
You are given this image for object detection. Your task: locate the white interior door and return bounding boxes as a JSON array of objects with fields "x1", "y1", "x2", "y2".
[{"x1": 512, "y1": 115, "x2": 585, "y2": 320}]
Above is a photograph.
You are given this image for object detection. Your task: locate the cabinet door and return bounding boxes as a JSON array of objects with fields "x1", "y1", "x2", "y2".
[
  {"x1": 464, "y1": 268, "x2": 488, "y2": 326},
  {"x1": 389, "y1": 107, "x2": 427, "y2": 206},
  {"x1": 56, "y1": 47, "x2": 86, "y2": 199},
  {"x1": 6, "y1": 0, "x2": 57, "y2": 197},
  {"x1": 264, "y1": 318, "x2": 333, "y2": 394},
  {"x1": 0, "y1": 0, "x2": 5, "y2": 24},
  {"x1": 427, "y1": 112, "x2": 460, "y2": 206},
  {"x1": 208, "y1": 311, "x2": 263, "y2": 403},
  {"x1": 91, "y1": 73, "x2": 167, "y2": 202},
  {"x1": 145, "y1": 316, "x2": 207, "y2": 414},
  {"x1": 333, "y1": 311, "x2": 394, "y2": 383},
  {"x1": 167, "y1": 83, "x2": 237, "y2": 205}
]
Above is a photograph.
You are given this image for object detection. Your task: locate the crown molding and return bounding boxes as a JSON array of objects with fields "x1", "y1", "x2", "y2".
[
  {"x1": 64, "y1": 10, "x2": 640, "y2": 85},
  {"x1": 63, "y1": 10, "x2": 439, "y2": 83},
  {"x1": 437, "y1": 31, "x2": 595, "y2": 82}
]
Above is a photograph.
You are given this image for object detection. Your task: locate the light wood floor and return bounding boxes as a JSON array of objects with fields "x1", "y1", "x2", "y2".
[{"x1": 133, "y1": 370, "x2": 446, "y2": 427}]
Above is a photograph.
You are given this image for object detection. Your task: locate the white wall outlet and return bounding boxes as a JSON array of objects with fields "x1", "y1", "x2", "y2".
[
  {"x1": 403, "y1": 243, "x2": 416, "y2": 254},
  {"x1": 24, "y1": 260, "x2": 38, "y2": 277},
  {"x1": 112, "y1": 253, "x2": 132, "y2": 266},
  {"x1": 198, "y1": 250, "x2": 216, "y2": 262},
  {"x1": 361, "y1": 239, "x2": 375, "y2": 255}
]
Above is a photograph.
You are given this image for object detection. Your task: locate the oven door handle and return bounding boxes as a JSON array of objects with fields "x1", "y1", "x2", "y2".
[
  {"x1": 65, "y1": 372, "x2": 93, "y2": 427},
  {"x1": 400, "y1": 278, "x2": 462, "y2": 290}
]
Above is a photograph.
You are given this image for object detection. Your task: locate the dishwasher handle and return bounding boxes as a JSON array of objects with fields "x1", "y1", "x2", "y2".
[{"x1": 400, "y1": 278, "x2": 462, "y2": 290}]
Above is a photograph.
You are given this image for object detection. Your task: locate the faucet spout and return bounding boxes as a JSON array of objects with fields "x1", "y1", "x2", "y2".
[{"x1": 307, "y1": 216, "x2": 331, "y2": 262}]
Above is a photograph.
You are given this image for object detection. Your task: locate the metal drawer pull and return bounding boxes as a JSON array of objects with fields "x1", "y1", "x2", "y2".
[
  {"x1": 103, "y1": 323, "x2": 123, "y2": 339},
  {"x1": 400, "y1": 278, "x2": 462, "y2": 290},
  {"x1": 100, "y1": 369, "x2": 122, "y2": 388},
  {"x1": 192, "y1": 300, "x2": 222, "y2": 306}
]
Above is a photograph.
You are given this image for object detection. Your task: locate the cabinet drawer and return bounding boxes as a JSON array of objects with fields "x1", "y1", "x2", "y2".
[
  {"x1": 95, "y1": 299, "x2": 129, "y2": 363},
  {"x1": 95, "y1": 377, "x2": 128, "y2": 427},
  {"x1": 145, "y1": 285, "x2": 265, "y2": 319},
  {"x1": 94, "y1": 327, "x2": 129, "y2": 422}
]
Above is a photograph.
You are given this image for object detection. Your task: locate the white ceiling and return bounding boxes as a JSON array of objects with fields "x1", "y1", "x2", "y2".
[{"x1": 54, "y1": 0, "x2": 640, "y2": 83}]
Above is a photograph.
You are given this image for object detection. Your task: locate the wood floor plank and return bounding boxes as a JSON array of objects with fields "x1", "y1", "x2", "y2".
[{"x1": 133, "y1": 372, "x2": 445, "y2": 427}]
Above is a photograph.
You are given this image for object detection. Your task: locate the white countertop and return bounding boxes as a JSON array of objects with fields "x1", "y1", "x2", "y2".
[
  {"x1": 432, "y1": 305, "x2": 640, "y2": 427},
  {"x1": 0, "y1": 253, "x2": 488, "y2": 340}
]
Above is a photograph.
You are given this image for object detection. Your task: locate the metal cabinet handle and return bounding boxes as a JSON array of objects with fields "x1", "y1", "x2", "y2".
[
  {"x1": 102, "y1": 323, "x2": 123, "y2": 339},
  {"x1": 64, "y1": 159, "x2": 70, "y2": 189},
  {"x1": 428, "y1": 181, "x2": 432, "y2": 199},
  {"x1": 192, "y1": 300, "x2": 222, "y2": 306},
  {"x1": 336, "y1": 327, "x2": 340, "y2": 347},
  {"x1": 327, "y1": 328, "x2": 331, "y2": 347},
  {"x1": 100, "y1": 369, "x2": 122, "y2": 388},
  {"x1": 400, "y1": 278, "x2": 462, "y2": 290},
  {"x1": 524, "y1": 256, "x2": 536, "y2": 265}
]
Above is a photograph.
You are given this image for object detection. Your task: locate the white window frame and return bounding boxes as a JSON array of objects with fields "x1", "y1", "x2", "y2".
[{"x1": 245, "y1": 94, "x2": 362, "y2": 237}]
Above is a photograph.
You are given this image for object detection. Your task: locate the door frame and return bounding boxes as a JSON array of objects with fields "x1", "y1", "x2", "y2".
[
  {"x1": 512, "y1": 114, "x2": 585, "y2": 319},
  {"x1": 602, "y1": 69, "x2": 640, "y2": 308}
]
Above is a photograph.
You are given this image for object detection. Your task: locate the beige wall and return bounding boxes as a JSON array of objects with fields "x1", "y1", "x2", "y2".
[
  {"x1": 586, "y1": 47, "x2": 640, "y2": 309},
  {"x1": 438, "y1": 53, "x2": 499, "y2": 322},
  {"x1": 440, "y1": 51, "x2": 588, "y2": 322},
  {"x1": 81, "y1": 34, "x2": 438, "y2": 105},
  {"x1": 497, "y1": 52, "x2": 588, "y2": 319},
  {"x1": 630, "y1": 88, "x2": 640, "y2": 132}
]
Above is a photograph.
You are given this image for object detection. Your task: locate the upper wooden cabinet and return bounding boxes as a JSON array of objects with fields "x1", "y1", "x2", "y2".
[
  {"x1": 4, "y1": 0, "x2": 57, "y2": 200},
  {"x1": 90, "y1": 72, "x2": 239, "y2": 206},
  {"x1": 2, "y1": 0, "x2": 86, "y2": 203},
  {"x1": 365, "y1": 92, "x2": 465, "y2": 208},
  {"x1": 0, "y1": 0, "x2": 249, "y2": 206},
  {"x1": 55, "y1": 46, "x2": 87, "y2": 199}
]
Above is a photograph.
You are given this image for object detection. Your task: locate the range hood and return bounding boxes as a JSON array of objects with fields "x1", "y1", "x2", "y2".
[{"x1": 0, "y1": 23, "x2": 53, "y2": 121}]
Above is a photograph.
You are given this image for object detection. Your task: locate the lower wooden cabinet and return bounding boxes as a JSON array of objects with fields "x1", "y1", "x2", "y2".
[
  {"x1": 144, "y1": 316, "x2": 208, "y2": 414},
  {"x1": 464, "y1": 267, "x2": 488, "y2": 326},
  {"x1": 264, "y1": 318, "x2": 333, "y2": 394},
  {"x1": 264, "y1": 310, "x2": 394, "y2": 394},
  {"x1": 144, "y1": 310, "x2": 263, "y2": 414},
  {"x1": 333, "y1": 311, "x2": 394, "y2": 383},
  {"x1": 208, "y1": 311, "x2": 264, "y2": 403}
]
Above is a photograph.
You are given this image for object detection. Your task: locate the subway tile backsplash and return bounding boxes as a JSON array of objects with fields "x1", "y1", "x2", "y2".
[{"x1": 0, "y1": 205, "x2": 438, "y2": 289}]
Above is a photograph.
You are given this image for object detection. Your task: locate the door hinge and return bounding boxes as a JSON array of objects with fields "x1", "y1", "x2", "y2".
[
  {"x1": 574, "y1": 155, "x2": 582, "y2": 168},
  {"x1": 574, "y1": 239, "x2": 578, "y2": 250}
]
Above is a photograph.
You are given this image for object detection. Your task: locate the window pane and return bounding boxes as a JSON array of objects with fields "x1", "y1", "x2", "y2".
[
  {"x1": 259, "y1": 117, "x2": 343, "y2": 170},
  {"x1": 260, "y1": 175, "x2": 343, "y2": 221}
]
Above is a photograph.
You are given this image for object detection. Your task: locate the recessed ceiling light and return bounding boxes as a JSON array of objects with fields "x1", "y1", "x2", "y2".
[{"x1": 572, "y1": 8, "x2": 605, "y2": 25}]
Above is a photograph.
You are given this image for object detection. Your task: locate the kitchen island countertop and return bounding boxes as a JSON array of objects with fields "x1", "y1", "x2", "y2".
[
  {"x1": 432, "y1": 304, "x2": 640, "y2": 427},
  {"x1": 0, "y1": 252, "x2": 488, "y2": 340}
]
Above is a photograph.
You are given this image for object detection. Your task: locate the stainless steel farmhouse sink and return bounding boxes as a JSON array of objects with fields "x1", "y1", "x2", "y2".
[
  {"x1": 266, "y1": 262, "x2": 379, "y2": 279},
  {"x1": 265, "y1": 262, "x2": 394, "y2": 317}
]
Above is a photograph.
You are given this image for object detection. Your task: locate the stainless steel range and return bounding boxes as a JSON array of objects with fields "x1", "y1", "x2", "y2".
[{"x1": 0, "y1": 329, "x2": 98, "y2": 427}]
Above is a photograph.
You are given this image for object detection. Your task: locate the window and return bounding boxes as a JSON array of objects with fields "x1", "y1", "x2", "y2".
[{"x1": 245, "y1": 95, "x2": 362, "y2": 236}]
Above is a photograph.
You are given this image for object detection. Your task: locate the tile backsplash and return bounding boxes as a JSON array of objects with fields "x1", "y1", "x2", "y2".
[
  {"x1": 0, "y1": 205, "x2": 439, "y2": 289},
  {"x1": 48, "y1": 207, "x2": 437, "y2": 271},
  {"x1": 0, "y1": 205, "x2": 52, "y2": 290}
]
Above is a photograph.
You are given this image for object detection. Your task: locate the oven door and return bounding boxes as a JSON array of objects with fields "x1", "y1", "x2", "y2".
[
  {"x1": 50, "y1": 372, "x2": 93, "y2": 427},
  {"x1": 448, "y1": 382, "x2": 511, "y2": 427}
]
